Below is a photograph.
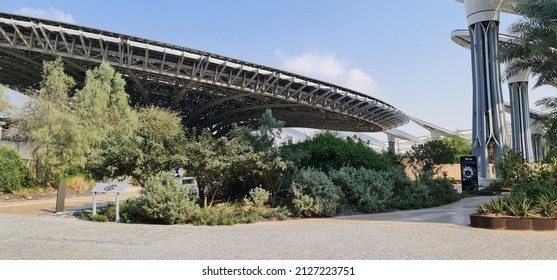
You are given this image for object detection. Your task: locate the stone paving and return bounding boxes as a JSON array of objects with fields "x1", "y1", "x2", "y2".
[{"x1": 1, "y1": 195, "x2": 556, "y2": 260}]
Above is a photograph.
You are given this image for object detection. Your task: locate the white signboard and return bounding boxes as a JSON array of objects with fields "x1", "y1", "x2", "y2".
[
  {"x1": 91, "y1": 183, "x2": 132, "y2": 194},
  {"x1": 91, "y1": 183, "x2": 133, "y2": 222}
]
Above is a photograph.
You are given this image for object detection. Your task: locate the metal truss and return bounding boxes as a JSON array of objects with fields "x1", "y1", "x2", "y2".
[{"x1": 0, "y1": 12, "x2": 408, "y2": 134}]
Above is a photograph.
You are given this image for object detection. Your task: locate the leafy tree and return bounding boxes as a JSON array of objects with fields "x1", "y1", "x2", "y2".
[
  {"x1": 73, "y1": 62, "x2": 138, "y2": 171},
  {"x1": 440, "y1": 134, "x2": 472, "y2": 163},
  {"x1": 405, "y1": 140, "x2": 455, "y2": 181},
  {"x1": 498, "y1": 0, "x2": 557, "y2": 87},
  {"x1": 184, "y1": 129, "x2": 261, "y2": 208},
  {"x1": 24, "y1": 58, "x2": 83, "y2": 187},
  {"x1": 230, "y1": 109, "x2": 290, "y2": 203},
  {"x1": 235, "y1": 109, "x2": 285, "y2": 153},
  {"x1": 91, "y1": 106, "x2": 185, "y2": 185},
  {"x1": 281, "y1": 132, "x2": 392, "y2": 172}
]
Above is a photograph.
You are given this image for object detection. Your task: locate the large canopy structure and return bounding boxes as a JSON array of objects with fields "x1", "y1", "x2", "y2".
[{"x1": 0, "y1": 12, "x2": 408, "y2": 135}]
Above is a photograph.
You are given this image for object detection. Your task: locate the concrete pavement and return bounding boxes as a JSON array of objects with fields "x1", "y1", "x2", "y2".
[
  {"x1": 0, "y1": 186, "x2": 141, "y2": 215},
  {"x1": 1, "y1": 195, "x2": 556, "y2": 259}
]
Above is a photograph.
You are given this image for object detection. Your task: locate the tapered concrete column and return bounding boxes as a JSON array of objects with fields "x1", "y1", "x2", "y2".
[
  {"x1": 508, "y1": 69, "x2": 534, "y2": 163},
  {"x1": 462, "y1": 0, "x2": 510, "y2": 179}
]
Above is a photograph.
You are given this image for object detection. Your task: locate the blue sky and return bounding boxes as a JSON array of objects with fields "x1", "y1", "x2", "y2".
[{"x1": 2, "y1": 0, "x2": 555, "y2": 138}]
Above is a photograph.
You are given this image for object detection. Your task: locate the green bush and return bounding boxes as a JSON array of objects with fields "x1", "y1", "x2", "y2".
[
  {"x1": 424, "y1": 178, "x2": 461, "y2": 206},
  {"x1": 513, "y1": 181, "x2": 557, "y2": 201},
  {"x1": 0, "y1": 146, "x2": 36, "y2": 193},
  {"x1": 281, "y1": 132, "x2": 392, "y2": 172},
  {"x1": 390, "y1": 183, "x2": 432, "y2": 209},
  {"x1": 494, "y1": 150, "x2": 532, "y2": 184},
  {"x1": 243, "y1": 187, "x2": 270, "y2": 208},
  {"x1": 290, "y1": 168, "x2": 344, "y2": 217},
  {"x1": 390, "y1": 176, "x2": 460, "y2": 209},
  {"x1": 329, "y1": 167, "x2": 394, "y2": 213},
  {"x1": 120, "y1": 172, "x2": 199, "y2": 224},
  {"x1": 80, "y1": 203, "x2": 117, "y2": 222},
  {"x1": 191, "y1": 203, "x2": 247, "y2": 226}
]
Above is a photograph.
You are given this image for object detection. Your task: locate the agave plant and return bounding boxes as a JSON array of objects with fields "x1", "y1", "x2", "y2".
[
  {"x1": 504, "y1": 195, "x2": 534, "y2": 217},
  {"x1": 489, "y1": 197, "x2": 508, "y2": 216},
  {"x1": 537, "y1": 194, "x2": 557, "y2": 217}
]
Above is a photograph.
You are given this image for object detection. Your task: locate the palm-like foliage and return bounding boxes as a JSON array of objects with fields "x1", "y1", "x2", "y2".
[
  {"x1": 498, "y1": 0, "x2": 557, "y2": 87},
  {"x1": 534, "y1": 96, "x2": 557, "y2": 149}
]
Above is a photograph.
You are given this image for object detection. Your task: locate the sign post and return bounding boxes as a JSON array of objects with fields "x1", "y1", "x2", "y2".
[
  {"x1": 91, "y1": 183, "x2": 132, "y2": 222},
  {"x1": 55, "y1": 181, "x2": 67, "y2": 213},
  {"x1": 460, "y1": 156, "x2": 478, "y2": 191}
]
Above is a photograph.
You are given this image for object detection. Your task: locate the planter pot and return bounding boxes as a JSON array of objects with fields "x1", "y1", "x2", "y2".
[
  {"x1": 470, "y1": 214, "x2": 557, "y2": 231},
  {"x1": 531, "y1": 218, "x2": 557, "y2": 231}
]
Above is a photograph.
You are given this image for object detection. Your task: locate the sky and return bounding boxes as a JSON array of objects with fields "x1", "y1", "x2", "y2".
[{"x1": 1, "y1": 0, "x2": 555, "y2": 139}]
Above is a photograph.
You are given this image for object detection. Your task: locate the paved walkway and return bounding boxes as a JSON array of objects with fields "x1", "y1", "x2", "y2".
[
  {"x1": 0, "y1": 187, "x2": 141, "y2": 215},
  {"x1": 0, "y1": 195, "x2": 556, "y2": 259}
]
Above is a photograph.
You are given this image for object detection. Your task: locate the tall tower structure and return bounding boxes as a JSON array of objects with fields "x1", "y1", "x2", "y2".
[
  {"x1": 508, "y1": 68, "x2": 534, "y2": 163},
  {"x1": 452, "y1": 29, "x2": 534, "y2": 164},
  {"x1": 456, "y1": 0, "x2": 517, "y2": 180}
]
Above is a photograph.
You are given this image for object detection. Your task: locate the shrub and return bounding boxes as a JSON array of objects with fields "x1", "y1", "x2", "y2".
[
  {"x1": 243, "y1": 187, "x2": 270, "y2": 208},
  {"x1": 281, "y1": 132, "x2": 392, "y2": 172},
  {"x1": 120, "y1": 172, "x2": 199, "y2": 224},
  {"x1": 390, "y1": 176, "x2": 460, "y2": 209},
  {"x1": 290, "y1": 168, "x2": 344, "y2": 217},
  {"x1": 65, "y1": 175, "x2": 94, "y2": 195},
  {"x1": 0, "y1": 146, "x2": 36, "y2": 193},
  {"x1": 494, "y1": 150, "x2": 532, "y2": 184},
  {"x1": 191, "y1": 203, "x2": 244, "y2": 226},
  {"x1": 80, "y1": 203, "x2": 117, "y2": 222},
  {"x1": 390, "y1": 183, "x2": 432, "y2": 209},
  {"x1": 424, "y1": 178, "x2": 461, "y2": 206},
  {"x1": 513, "y1": 181, "x2": 557, "y2": 201},
  {"x1": 329, "y1": 167, "x2": 394, "y2": 213}
]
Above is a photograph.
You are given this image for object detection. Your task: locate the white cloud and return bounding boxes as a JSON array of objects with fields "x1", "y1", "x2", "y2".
[
  {"x1": 275, "y1": 50, "x2": 379, "y2": 98},
  {"x1": 17, "y1": 7, "x2": 76, "y2": 24}
]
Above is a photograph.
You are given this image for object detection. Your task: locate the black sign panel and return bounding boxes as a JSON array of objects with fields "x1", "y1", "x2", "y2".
[{"x1": 460, "y1": 156, "x2": 478, "y2": 191}]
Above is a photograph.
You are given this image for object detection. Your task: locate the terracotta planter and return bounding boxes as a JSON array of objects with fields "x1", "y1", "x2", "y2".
[{"x1": 470, "y1": 214, "x2": 557, "y2": 231}]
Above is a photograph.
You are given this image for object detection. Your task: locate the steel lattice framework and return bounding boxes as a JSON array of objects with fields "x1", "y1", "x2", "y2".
[{"x1": 0, "y1": 12, "x2": 408, "y2": 135}]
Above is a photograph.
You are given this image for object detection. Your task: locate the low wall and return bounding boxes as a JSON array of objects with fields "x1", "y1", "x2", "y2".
[{"x1": 405, "y1": 163, "x2": 496, "y2": 182}]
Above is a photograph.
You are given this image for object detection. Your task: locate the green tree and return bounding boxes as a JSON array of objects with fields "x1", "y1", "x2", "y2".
[
  {"x1": 440, "y1": 134, "x2": 472, "y2": 163},
  {"x1": 184, "y1": 129, "x2": 261, "y2": 208},
  {"x1": 498, "y1": 0, "x2": 557, "y2": 87},
  {"x1": 91, "y1": 106, "x2": 185, "y2": 185},
  {"x1": 73, "y1": 62, "x2": 138, "y2": 171},
  {"x1": 405, "y1": 140, "x2": 455, "y2": 181},
  {"x1": 230, "y1": 109, "x2": 290, "y2": 203},
  {"x1": 24, "y1": 58, "x2": 82, "y2": 187},
  {"x1": 281, "y1": 132, "x2": 392, "y2": 172}
]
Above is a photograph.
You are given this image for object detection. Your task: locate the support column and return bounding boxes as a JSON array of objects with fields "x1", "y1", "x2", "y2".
[
  {"x1": 464, "y1": 0, "x2": 509, "y2": 179},
  {"x1": 387, "y1": 134, "x2": 396, "y2": 153},
  {"x1": 508, "y1": 70, "x2": 533, "y2": 163}
]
